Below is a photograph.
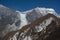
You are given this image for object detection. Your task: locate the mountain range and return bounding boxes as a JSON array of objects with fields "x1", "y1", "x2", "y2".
[{"x1": 0, "y1": 4, "x2": 60, "y2": 40}]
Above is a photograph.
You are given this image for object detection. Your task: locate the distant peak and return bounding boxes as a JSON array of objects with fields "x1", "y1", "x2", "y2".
[
  {"x1": 34, "y1": 7, "x2": 45, "y2": 10},
  {"x1": 34, "y1": 7, "x2": 55, "y2": 11},
  {"x1": 0, "y1": 4, "x2": 5, "y2": 7},
  {"x1": 34, "y1": 7, "x2": 56, "y2": 13},
  {"x1": 0, "y1": 4, "x2": 9, "y2": 9},
  {"x1": 23, "y1": 7, "x2": 56, "y2": 15},
  {"x1": 35, "y1": 7, "x2": 40, "y2": 9},
  {"x1": 34, "y1": 7, "x2": 40, "y2": 10}
]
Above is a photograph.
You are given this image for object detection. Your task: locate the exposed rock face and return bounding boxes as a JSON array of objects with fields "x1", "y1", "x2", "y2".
[{"x1": 44, "y1": 22, "x2": 60, "y2": 40}]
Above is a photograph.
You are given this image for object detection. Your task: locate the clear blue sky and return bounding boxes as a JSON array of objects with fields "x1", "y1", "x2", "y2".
[{"x1": 0, "y1": 0, "x2": 60, "y2": 14}]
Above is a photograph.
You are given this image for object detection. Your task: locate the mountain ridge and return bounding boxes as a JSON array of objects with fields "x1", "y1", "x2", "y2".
[
  {"x1": 2, "y1": 14, "x2": 60, "y2": 40},
  {"x1": 0, "y1": 5, "x2": 60, "y2": 40}
]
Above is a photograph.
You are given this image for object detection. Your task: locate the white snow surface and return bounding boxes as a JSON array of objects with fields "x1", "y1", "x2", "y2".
[
  {"x1": 16, "y1": 11, "x2": 28, "y2": 29},
  {"x1": 20, "y1": 13, "x2": 28, "y2": 28}
]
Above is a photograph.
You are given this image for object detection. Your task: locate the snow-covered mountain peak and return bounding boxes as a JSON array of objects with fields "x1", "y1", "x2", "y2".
[
  {"x1": 34, "y1": 7, "x2": 56, "y2": 14},
  {"x1": 34, "y1": 7, "x2": 55, "y2": 12},
  {"x1": 23, "y1": 7, "x2": 57, "y2": 16}
]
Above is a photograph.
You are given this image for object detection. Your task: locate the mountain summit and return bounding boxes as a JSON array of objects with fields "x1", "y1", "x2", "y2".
[{"x1": 25, "y1": 7, "x2": 58, "y2": 23}]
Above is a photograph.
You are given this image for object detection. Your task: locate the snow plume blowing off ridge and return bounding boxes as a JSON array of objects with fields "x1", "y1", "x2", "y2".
[{"x1": 16, "y1": 11, "x2": 28, "y2": 29}]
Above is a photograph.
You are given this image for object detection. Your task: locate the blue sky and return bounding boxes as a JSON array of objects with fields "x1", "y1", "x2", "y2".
[{"x1": 0, "y1": 0, "x2": 60, "y2": 14}]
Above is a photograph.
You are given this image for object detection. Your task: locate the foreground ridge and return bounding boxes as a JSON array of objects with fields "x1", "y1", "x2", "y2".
[{"x1": 2, "y1": 14, "x2": 60, "y2": 40}]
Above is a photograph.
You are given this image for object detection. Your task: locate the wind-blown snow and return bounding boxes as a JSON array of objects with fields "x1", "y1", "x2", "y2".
[
  {"x1": 20, "y1": 13, "x2": 27, "y2": 27},
  {"x1": 16, "y1": 11, "x2": 28, "y2": 29}
]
